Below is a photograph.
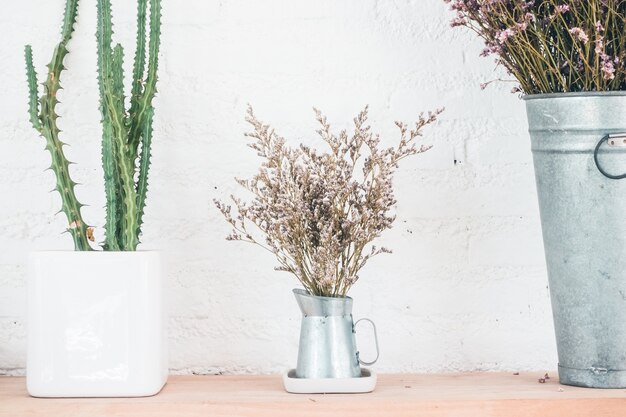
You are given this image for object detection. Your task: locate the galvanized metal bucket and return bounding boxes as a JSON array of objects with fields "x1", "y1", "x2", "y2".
[
  {"x1": 293, "y1": 289, "x2": 379, "y2": 379},
  {"x1": 525, "y1": 92, "x2": 626, "y2": 388}
]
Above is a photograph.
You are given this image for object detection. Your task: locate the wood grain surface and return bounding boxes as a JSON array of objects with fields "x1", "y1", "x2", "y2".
[{"x1": 2, "y1": 373, "x2": 626, "y2": 417}]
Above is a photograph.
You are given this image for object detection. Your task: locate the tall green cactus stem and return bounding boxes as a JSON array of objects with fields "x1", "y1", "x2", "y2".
[
  {"x1": 24, "y1": 0, "x2": 93, "y2": 251},
  {"x1": 134, "y1": 0, "x2": 161, "y2": 237},
  {"x1": 128, "y1": 0, "x2": 148, "y2": 152},
  {"x1": 25, "y1": 47, "x2": 41, "y2": 131},
  {"x1": 96, "y1": 0, "x2": 121, "y2": 250},
  {"x1": 136, "y1": 107, "x2": 154, "y2": 234},
  {"x1": 97, "y1": 0, "x2": 161, "y2": 250}
]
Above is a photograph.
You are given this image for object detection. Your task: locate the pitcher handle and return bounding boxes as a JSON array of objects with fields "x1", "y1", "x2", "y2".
[
  {"x1": 594, "y1": 133, "x2": 626, "y2": 180},
  {"x1": 354, "y1": 318, "x2": 379, "y2": 366}
]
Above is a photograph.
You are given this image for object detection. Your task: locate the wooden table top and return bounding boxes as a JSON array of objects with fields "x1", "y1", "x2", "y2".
[{"x1": 2, "y1": 372, "x2": 626, "y2": 417}]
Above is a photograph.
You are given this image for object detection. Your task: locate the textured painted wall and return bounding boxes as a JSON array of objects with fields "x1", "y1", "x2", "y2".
[{"x1": 0, "y1": 0, "x2": 557, "y2": 375}]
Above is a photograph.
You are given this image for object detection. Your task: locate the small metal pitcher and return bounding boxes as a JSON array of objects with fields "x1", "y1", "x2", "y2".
[{"x1": 293, "y1": 288, "x2": 379, "y2": 379}]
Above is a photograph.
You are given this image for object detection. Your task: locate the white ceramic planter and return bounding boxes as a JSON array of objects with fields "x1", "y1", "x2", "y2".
[{"x1": 27, "y1": 251, "x2": 167, "y2": 397}]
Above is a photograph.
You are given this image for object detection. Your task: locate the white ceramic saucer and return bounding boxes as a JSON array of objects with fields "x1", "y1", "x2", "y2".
[{"x1": 282, "y1": 368, "x2": 377, "y2": 394}]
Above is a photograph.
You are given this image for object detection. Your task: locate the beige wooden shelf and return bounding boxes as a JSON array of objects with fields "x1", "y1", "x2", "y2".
[{"x1": 2, "y1": 373, "x2": 626, "y2": 417}]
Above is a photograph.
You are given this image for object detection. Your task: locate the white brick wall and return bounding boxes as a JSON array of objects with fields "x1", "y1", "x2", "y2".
[{"x1": 0, "y1": 0, "x2": 557, "y2": 375}]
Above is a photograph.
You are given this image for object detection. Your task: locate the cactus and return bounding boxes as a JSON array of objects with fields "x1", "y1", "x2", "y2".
[
  {"x1": 24, "y1": 0, "x2": 92, "y2": 251},
  {"x1": 24, "y1": 0, "x2": 161, "y2": 251}
]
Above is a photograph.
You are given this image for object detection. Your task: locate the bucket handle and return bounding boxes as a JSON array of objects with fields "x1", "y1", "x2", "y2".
[
  {"x1": 594, "y1": 133, "x2": 626, "y2": 180},
  {"x1": 354, "y1": 318, "x2": 379, "y2": 366}
]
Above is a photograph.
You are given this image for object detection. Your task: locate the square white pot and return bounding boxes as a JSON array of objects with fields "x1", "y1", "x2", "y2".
[{"x1": 27, "y1": 251, "x2": 168, "y2": 397}]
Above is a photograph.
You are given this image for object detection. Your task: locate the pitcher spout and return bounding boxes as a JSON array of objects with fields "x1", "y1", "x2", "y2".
[{"x1": 292, "y1": 288, "x2": 353, "y2": 317}]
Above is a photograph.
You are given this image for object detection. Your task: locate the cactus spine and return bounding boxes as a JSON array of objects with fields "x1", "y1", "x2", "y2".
[{"x1": 25, "y1": 0, "x2": 161, "y2": 251}]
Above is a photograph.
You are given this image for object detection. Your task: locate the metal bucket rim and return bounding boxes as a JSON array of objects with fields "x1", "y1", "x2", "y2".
[
  {"x1": 292, "y1": 288, "x2": 352, "y2": 302},
  {"x1": 523, "y1": 91, "x2": 626, "y2": 101}
]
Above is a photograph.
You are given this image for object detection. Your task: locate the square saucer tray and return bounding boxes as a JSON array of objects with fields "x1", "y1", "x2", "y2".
[{"x1": 282, "y1": 368, "x2": 377, "y2": 394}]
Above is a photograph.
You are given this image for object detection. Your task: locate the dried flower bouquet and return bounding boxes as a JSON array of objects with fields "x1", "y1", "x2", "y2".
[
  {"x1": 445, "y1": 0, "x2": 626, "y2": 94},
  {"x1": 215, "y1": 106, "x2": 441, "y2": 297}
]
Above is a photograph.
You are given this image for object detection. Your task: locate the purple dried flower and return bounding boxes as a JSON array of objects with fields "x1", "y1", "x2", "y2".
[
  {"x1": 569, "y1": 27, "x2": 589, "y2": 44},
  {"x1": 595, "y1": 37, "x2": 604, "y2": 55},
  {"x1": 595, "y1": 20, "x2": 604, "y2": 33},
  {"x1": 496, "y1": 28, "x2": 516, "y2": 43},
  {"x1": 216, "y1": 106, "x2": 442, "y2": 297},
  {"x1": 451, "y1": 12, "x2": 468, "y2": 27},
  {"x1": 444, "y1": 0, "x2": 626, "y2": 93},
  {"x1": 601, "y1": 54, "x2": 616, "y2": 80}
]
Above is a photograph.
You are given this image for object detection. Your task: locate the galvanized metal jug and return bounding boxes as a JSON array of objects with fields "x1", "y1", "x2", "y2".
[
  {"x1": 525, "y1": 92, "x2": 626, "y2": 388},
  {"x1": 293, "y1": 289, "x2": 379, "y2": 379}
]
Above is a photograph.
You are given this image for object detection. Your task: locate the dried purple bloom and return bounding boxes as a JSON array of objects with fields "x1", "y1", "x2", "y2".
[
  {"x1": 595, "y1": 20, "x2": 605, "y2": 33},
  {"x1": 555, "y1": 5, "x2": 569, "y2": 13},
  {"x1": 601, "y1": 55, "x2": 616, "y2": 80},
  {"x1": 516, "y1": 20, "x2": 528, "y2": 31},
  {"x1": 451, "y1": 12, "x2": 468, "y2": 27},
  {"x1": 444, "y1": 0, "x2": 626, "y2": 93},
  {"x1": 496, "y1": 28, "x2": 515, "y2": 43},
  {"x1": 215, "y1": 106, "x2": 442, "y2": 297},
  {"x1": 569, "y1": 27, "x2": 589, "y2": 44},
  {"x1": 595, "y1": 37, "x2": 604, "y2": 55}
]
